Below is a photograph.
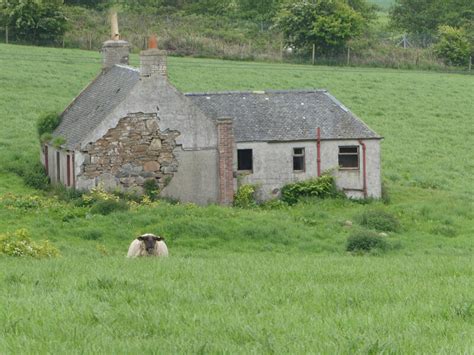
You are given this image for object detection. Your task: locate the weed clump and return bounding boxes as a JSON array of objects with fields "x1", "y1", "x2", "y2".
[
  {"x1": 281, "y1": 174, "x2": 339, "y2": 205},
  {"x1": 233, "y1": 184, "x2": 257, "y2": 208},
  {"x1": 346, "y1": 230, "x2": 388, "y2": 253},
  {"x1": 37, "y1": 112, "x2": 61, "y2": 137},
  {"x1": 357, "y1": 209, "x2": 400, "y2": 232},
  {"x1": 23, "y1": 161, "x2": 50, "y2": 190},
  {"x1": 90, "y1": 199, "x2": 129, "y2": 215},
  {"x1": 0, "y1": 229, "x2": 60, "y2": 258},
  {"x1": 143, "y1": 179, "x2": 160, "y2": 201}
]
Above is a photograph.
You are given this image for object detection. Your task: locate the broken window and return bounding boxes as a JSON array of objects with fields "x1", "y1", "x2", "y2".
[
  {"x1": 293, "y1": 147, "x2": 305, "y2": 172},
  {"x1": 338, "y1": 146, "x2": 359, "y2": 169},
  {"x1": 237, "y1": 149, "x2": 253, "y2": 171}
]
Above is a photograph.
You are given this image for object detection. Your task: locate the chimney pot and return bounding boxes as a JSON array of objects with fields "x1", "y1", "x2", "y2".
[
  {"x1": 140, "y1": 36, "x2": 167, "y2": 77},
  {"x1": 148, "y1": 34, "x2": 158, "y2": 49}
]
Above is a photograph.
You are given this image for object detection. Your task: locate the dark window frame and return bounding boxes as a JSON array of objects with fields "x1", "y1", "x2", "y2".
[
  {"x1": 237, "y1": 149, "x2": 253, "y2": 172},
  {"x1": 338, "y1": 145, "x2": 359, "y2": 169},
  {"x1": 293, "y1": 147, "x2": 305, "y2": 172}
]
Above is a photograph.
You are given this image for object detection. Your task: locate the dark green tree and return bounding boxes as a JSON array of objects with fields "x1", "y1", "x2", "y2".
[
  {"x1": 4, "y1": 0, "x2": 68, "y2": 43},
  {"x1": 275, "y1": 0, "x2": 364, "y2": 54},
  {"x1": 434, "y1": 25, "x2": 471, "y2": 66},
  {"x1": 390, "y1": 0, "x2": 474, "y2": 35}
]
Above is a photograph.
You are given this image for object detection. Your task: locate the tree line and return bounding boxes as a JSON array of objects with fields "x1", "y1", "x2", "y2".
[{"x1": 0, "y1": 0, "x2": 473, "y2": 67}]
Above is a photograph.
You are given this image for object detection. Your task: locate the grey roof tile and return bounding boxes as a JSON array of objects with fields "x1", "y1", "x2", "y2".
[
  {"x1": 53, "y1": 65, "x2": 140, "y2": 149},
  {"x1": 186, "y1": 90, "x2": 381, "y2": 142}
]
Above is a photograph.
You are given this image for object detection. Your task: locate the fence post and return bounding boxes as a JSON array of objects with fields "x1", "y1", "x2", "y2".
[
  {"x1": 312, "y1": 43, "x2": 315, "y2": 65},
  {"x1": 469, "y1": 56, "x2": 472, "y2": 72},
  {"x1": 5, "y1": 25, "x2": 8, "y2": 44},
  {"x1": 346, "y1": 46, "x2": 350, "y2": 66}
]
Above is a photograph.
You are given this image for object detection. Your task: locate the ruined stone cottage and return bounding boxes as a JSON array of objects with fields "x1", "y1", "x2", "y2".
[{"x1": 42, "y1": 31, "x2": 382, "y2": 204}]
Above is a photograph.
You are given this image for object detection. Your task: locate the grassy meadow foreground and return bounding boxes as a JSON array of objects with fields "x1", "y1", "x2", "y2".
[{"x1": 0, "y1": 44, "x2": 473, "y2": 353}]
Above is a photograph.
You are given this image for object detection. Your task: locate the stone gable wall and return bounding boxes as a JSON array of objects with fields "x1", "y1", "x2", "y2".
[{"x1": 80, "y1": 113, "x2": 179, "y2": 192}]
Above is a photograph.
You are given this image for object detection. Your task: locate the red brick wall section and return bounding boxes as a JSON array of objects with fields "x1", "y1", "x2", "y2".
[{"x1": 217, "y1": 118, "x2": 234, "y2": 205}]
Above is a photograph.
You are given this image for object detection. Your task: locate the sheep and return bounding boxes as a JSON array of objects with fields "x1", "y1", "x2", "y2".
[{"x1": 127, "y1": 233, "x2": 169, "y2": 258}]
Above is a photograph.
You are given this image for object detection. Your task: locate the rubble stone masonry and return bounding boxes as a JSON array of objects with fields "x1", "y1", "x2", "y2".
[
  {"x1": 217, "y1": 118, "x2": 234, "y2": 205},
  {"x1": 80, "y1": 113, "x2": 179, "y2": 191}
]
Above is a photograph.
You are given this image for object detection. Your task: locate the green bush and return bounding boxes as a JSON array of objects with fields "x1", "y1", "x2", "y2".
[
  {"x1": 357, "y1": 209, "x2": 400, "y2": 232},
  {"x1": 346, "y1": 230, "x2": 388, "y2": 253},
  {"x1": 23, "y1": 161, "x2": 50, "y2": 190},
  {"x1": 0, "y1": 229, "x2": 60, "y2": 258},
  {"x1": 90, "y1": 199, "x2": 129, "y2": 215},
  {"x1": 434, "y1": 26, "x2": 471, "y2": 66},
  {"x1": 281, "y1": 175, "x2": 339, "y2": 205},
  {"x1": 233, "y1": 184, "x2": 257, "y2": 208},
  {"x1": 37, "y1": 112, "x2": 61, "y2": 137}
]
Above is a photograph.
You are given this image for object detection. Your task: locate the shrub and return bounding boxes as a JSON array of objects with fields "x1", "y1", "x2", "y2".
[
  {"x1": 143, "y1": 179, "x2": 160, "y2": 201},
  {"x1": 23, "y1": 161, "x2": 50, "y2": 190},
  {"x1": 233, "y1": 184, "x2": 257, "y2": 208},
  {"x1": 346, "y1": 230, "x2": 388, "y2": 253},
  {"x1": 434, "y1": 26, "x2": 471, "y2": 66},
  {"x1": 0, "y1": 229, "x2": 60, "y2": 258},
  {"x1": 37, "y1": 112, "x2": 61, "y2": 137},
  {"x1": 281, "y1": 174, "x2": 339, "y2": 205},
  {"x1": 90, "y1": 199, "x2": 129, "y2": 215},
  {"x1": 357, "y1": 209, "x2": 400, "y2": 232},
  {"x1": 259, "y1": 198, "x2": 288, "y2": 210},
  {"x1": 82, "y1": 184, "x2": 119, "y2": 206}
]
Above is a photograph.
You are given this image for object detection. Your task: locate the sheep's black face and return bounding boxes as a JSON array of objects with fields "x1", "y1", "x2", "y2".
[{"x1": 138, "y1": 234, "x2": 163, "y2": 255}]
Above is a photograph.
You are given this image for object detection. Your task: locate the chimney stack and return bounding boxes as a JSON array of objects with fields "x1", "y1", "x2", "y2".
[
  {"x1": 140, "y1": 34, "x2": 167, "y2": 78},
  {"x1": 101, "y1": 11, "x2": 130, "y2": 70}
]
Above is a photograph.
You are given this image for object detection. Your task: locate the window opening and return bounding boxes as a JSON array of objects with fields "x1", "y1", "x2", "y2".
[
  {"x1": 338, "y1": 146, "x2": 359, "y2": 168},
  {"x1": 56, "y1": 151, "x2": 61, "y2": 182},
  {"x1": 237, "y1": 149, "x2": 253, "y2": 171},
  {"x1": 293, "y1": 147, "x2": 305, "y2": 171}
]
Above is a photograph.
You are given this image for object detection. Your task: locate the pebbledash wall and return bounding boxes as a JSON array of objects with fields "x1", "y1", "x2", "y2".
[{"x1": 236, "y1": 139, "x2": 381, "y2": 200}]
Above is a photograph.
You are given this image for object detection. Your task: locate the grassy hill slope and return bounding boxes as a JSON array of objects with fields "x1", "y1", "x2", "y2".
[
  {"x1": 0, "y1": 44, "x2": 473, "y2": 353},
  {"x1": 370, "y1": 0, "x2": 394, "y2": 10}
]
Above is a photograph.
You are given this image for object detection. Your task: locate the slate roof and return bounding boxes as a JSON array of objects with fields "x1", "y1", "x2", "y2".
[
  {"x1": 53, "y1": 65, "x2": 140, "y2": 149},
  {"x1": 186, "y1": 90, "x2": 381, "y2": 142}
]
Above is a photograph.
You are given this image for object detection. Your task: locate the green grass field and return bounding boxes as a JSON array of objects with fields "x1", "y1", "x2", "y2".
[{"x1": 0, "y1": 44, "x2": 473, "y2": 353}]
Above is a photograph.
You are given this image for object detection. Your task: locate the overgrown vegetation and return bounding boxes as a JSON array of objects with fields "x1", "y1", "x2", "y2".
[
  {"x1": 357, "y1": 209, "x2": 401, "y2": 232},
  {"x1": 233, "y1": 183, "x2": 257, "y2": 208},
  {"x1": 36, "y1": 112, "x2": 61, "y2": 138},
  {"x1": 143, "y1": 179, "x2": 160, "y2": 201},
  {"x1": 1, "y1": 0, "x2": 472, "y2": 70},
  {"x1": 281, "y1": 174, "x2": 339, "y2": 205},
  {"x1": 89, "y1": 198, "x2": 129, "y2": 215},
  {"x1": 0, "y1": 229, "x2": 60, "y2": 258},
  {"x1": 346, "y1": 229, "x2": 388, "y2": 252}
]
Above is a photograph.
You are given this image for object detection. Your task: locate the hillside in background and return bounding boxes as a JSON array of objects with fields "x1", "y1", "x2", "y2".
[
  {"x1": 369, "y1": 0, "x2": 394, "y2": 10},
  {"x1": 0, "y1": 44, "x2": 472, "y2": 353}
]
